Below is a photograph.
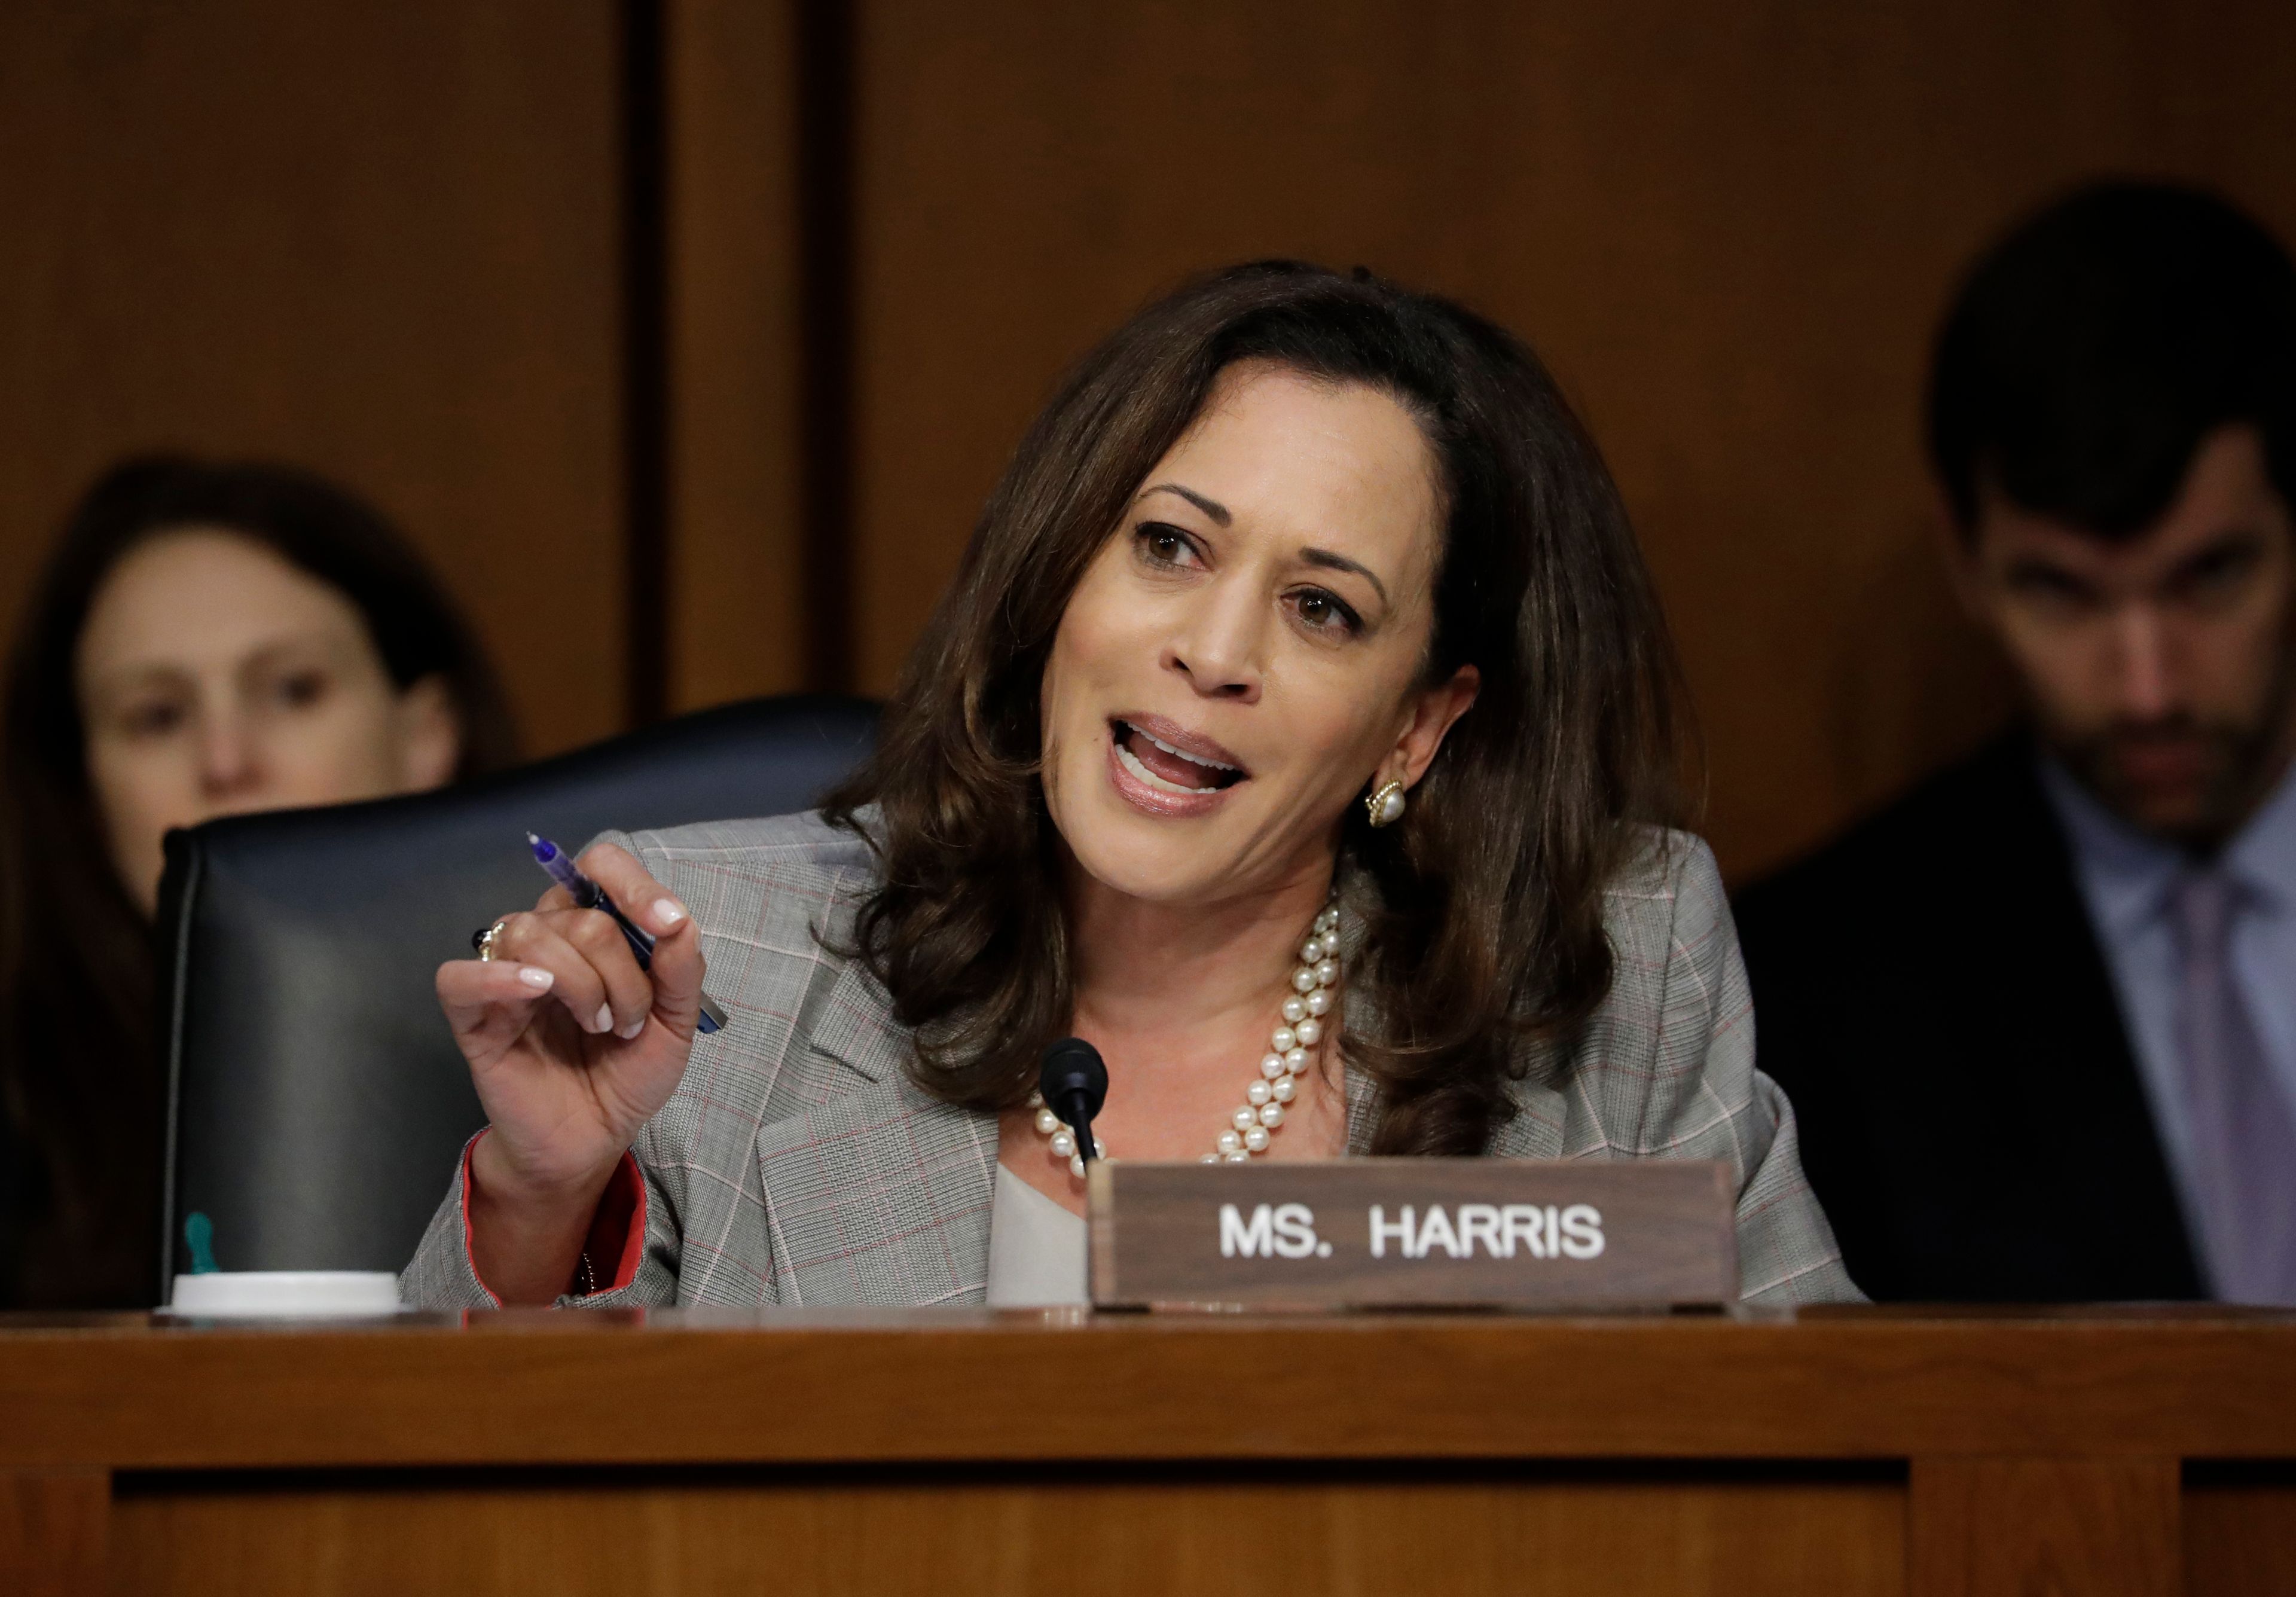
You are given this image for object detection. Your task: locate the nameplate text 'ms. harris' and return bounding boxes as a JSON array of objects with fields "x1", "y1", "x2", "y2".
[{"x1": 1085, "y1": 1158, "x2": 1736, "y2": 1310}]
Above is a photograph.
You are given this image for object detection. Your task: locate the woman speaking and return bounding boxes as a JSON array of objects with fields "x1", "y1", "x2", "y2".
[{"x1": 406, "y1": 262, "x2": 1855, "y2": 1309}]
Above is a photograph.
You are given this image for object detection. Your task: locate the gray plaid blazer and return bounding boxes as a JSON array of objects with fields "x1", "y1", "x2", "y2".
[{"x1": 404, "y1": 812, "x2": 1858, "y2": 1309}]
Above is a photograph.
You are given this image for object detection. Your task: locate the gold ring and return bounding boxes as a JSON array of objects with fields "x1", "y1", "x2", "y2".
[{"x1": 475, "y1": 918, "x2": 510, "y2": 961}]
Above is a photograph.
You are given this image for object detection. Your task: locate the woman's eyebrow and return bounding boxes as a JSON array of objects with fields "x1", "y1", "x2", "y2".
[
  {"x1": 1137, "y1": 484, "x2": 1390, "y2": 603},
  {"x1": 242, "y1": 631, "x2": 343, "y2": 664},
  {"x1": 93, "y1": 662, "x2": 187, "y2": 693},
  {"x1": 1300, "y1": 546, "x2": 1389, "y2": 606},
  {"x1": 1138, "y1": 483, "x2": 1231, "y2": 525}
]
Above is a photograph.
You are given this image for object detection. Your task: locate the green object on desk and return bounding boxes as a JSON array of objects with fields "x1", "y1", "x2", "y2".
[{"x1": 184, "y1": 1211, "x2": 218, "y2": 1275}]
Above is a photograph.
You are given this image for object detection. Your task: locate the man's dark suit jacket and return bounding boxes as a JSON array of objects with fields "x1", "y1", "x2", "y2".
[{"x1": 1732, "y1": 732, "x2": 2205, "y2": 1301}]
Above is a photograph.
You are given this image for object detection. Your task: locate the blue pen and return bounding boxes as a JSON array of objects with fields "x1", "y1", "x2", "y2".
[{"x1": 527, "y1": 832, "x2": 725, "y2": 1034}]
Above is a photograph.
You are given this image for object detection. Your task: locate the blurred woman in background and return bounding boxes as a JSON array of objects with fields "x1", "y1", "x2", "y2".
[{"x1": 0, "y1": 457, "x2": 517, "y2": 1308}]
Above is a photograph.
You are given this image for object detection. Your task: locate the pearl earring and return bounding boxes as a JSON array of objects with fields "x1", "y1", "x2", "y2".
[{"x1": 1366, "y1": 778, "x2": 1407, "y2": 827}]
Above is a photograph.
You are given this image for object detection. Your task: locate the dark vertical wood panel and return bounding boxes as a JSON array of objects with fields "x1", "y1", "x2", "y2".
[
  {"x1": 0, "y1": 1469, "x2": 108, "y2": 1596},
  {"x1": 0, "y1": 1, "x2": 626, "y2": 756},
  {"x1": 662, "y1": 0, "x2": 808, "y2": 709},
  {"x1": 622, "y1": 0, "x2": 671, "y2": 726},
  {"x1": 843, "y1": 0, "x2": 2296, "y2": 877},
  {"x1": 2185, "y1": 1480, "x2": 2296, "y2": 1597},
  {"x1": 795, "y1": 0, "x2": 857, "y2": 694},
  {"x1": 1909, "y1": 1456, "x2": 2178, "y2": 1597}
]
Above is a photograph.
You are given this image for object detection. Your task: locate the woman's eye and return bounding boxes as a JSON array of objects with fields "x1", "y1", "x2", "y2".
[
  {"x1": 117, "y1": 700, "x2": 186, "y2": 738},
  {"x1": 1135, "y1": 523, "x2": 1199, "y2": 569},
  {"x1": 1291, "y1": 587, "x2": 1362, "y2": 636},
  {"x1": 273, "y1": 670, "x2": 331, "y2": 710}
]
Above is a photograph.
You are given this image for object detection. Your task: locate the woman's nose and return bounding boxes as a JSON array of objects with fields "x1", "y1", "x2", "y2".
[
  {"x1": 1163, "y1": 583, "x2": 1264, "y2": 703},
  {"x1": 196, "y1": 707, "x2": 262, "y2": 796}
]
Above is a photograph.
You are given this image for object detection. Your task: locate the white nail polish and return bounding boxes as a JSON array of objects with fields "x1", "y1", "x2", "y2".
[
  {"x1": 616, "y1": 1017, "x2": 646, "y2": 1040},
  {"x1": 592, "y1": 1003, "x2": 613, "y2": 1033},
  {"x1": 517, "y1": 966, "x2": 553, "y2": 991},
  {"x1": 652, "y1": 898, "x2": 687, "y2": 928}
]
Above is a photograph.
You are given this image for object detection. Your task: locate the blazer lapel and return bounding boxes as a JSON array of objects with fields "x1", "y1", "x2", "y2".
[
  {"x1": 1488, "y1": 1072, "x2": 1568, "y2": 1159},
  {"x1": 1335, "y1": 887, "x2": 1382, "y2": 1154},
  {"x1": 756, "y1": 955, "x2": 999, "y2": 1306},
  {"x1": 792, "y1": 952, "x2": 918, "y2": 1091}
]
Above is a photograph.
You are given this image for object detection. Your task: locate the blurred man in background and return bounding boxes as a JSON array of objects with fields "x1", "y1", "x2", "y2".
[{"x1": 1736, "y1": 182, "x2": 2296, "y2": 1303}]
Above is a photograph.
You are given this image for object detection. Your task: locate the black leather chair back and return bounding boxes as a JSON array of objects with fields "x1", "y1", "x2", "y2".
[{"x1": 157, "y1": 694, "x2": 878, "y2": 1293}]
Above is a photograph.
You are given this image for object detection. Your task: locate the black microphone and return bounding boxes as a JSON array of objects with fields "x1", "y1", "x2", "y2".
[{"x1": 1038, "y1": 1037, "x2": 1109, "y2": 1164}]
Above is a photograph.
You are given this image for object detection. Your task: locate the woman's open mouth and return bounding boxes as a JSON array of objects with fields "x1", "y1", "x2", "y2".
[{"x1": 1107, "y1": 716, "x2": 1247, "y2": 814}]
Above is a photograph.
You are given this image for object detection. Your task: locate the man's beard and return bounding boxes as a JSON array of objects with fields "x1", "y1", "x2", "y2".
[{"x1": 2051, "y1": 658, "x2": 2296, "y2": 851}]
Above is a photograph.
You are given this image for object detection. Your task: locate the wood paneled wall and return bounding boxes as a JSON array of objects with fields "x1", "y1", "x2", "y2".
[
  {"x1": 10, "y1": 2, "x2": 2296, "y2": 872},
  {"x1": 0, "y1": 0, "x2": 626, "y2": 756},
  {"x1": 833, "y1": 0, "x2": 2296, "y2": 878},
  {"x1": 660, "y1": 0, "x2": 808, "y2": 714}
]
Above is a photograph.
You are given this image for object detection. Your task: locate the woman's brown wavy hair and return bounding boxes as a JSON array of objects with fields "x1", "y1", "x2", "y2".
[{"x1": 825, "y1": 262, "x2": 1689, "y2": 1154}]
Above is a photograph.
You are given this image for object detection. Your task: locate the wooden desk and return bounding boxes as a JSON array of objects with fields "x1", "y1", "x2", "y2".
[{"x1": 2, "y1": 1305, "x2": 2291, "y2": 1596}]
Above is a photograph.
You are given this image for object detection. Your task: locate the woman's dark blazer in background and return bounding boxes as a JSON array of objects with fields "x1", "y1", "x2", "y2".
[{"x1": 1732, "y1": 731, "x2": 2203, "y2": 1302}]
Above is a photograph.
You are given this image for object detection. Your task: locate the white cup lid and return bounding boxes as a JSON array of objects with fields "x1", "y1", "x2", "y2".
[{"x1": 167, "y1": 1271, "x2": 405, "y2": 1318}]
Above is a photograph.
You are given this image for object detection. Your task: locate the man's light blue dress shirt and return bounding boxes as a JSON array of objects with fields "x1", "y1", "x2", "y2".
[{"x1": 2041, "y1": 754, "x2": 2296, "y2": 1287}]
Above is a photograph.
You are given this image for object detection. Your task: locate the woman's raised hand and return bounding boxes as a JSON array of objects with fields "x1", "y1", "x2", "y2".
[{"x1": 433, "y1": 842, "x2": 704, "y2": 1302}]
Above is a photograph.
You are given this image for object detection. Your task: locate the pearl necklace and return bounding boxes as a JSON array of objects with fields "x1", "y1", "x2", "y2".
[{"x1": 1030, "y1": 901, "x2": 1342, "y2": 1177}]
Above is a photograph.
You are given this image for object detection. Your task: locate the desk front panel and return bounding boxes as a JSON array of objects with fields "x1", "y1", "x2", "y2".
[
  {"x1": 4, "y1": 1307, "x2": 2292, "y2": 1597},
  {"x1": 110, "y1": 1466, "x2": 1904, "y2": 1597}
]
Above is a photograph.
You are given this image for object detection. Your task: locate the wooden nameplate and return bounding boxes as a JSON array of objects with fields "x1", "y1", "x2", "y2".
[{"x1": 1086, "y1": 1158, "x2": 1736, "y2": 1310}]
